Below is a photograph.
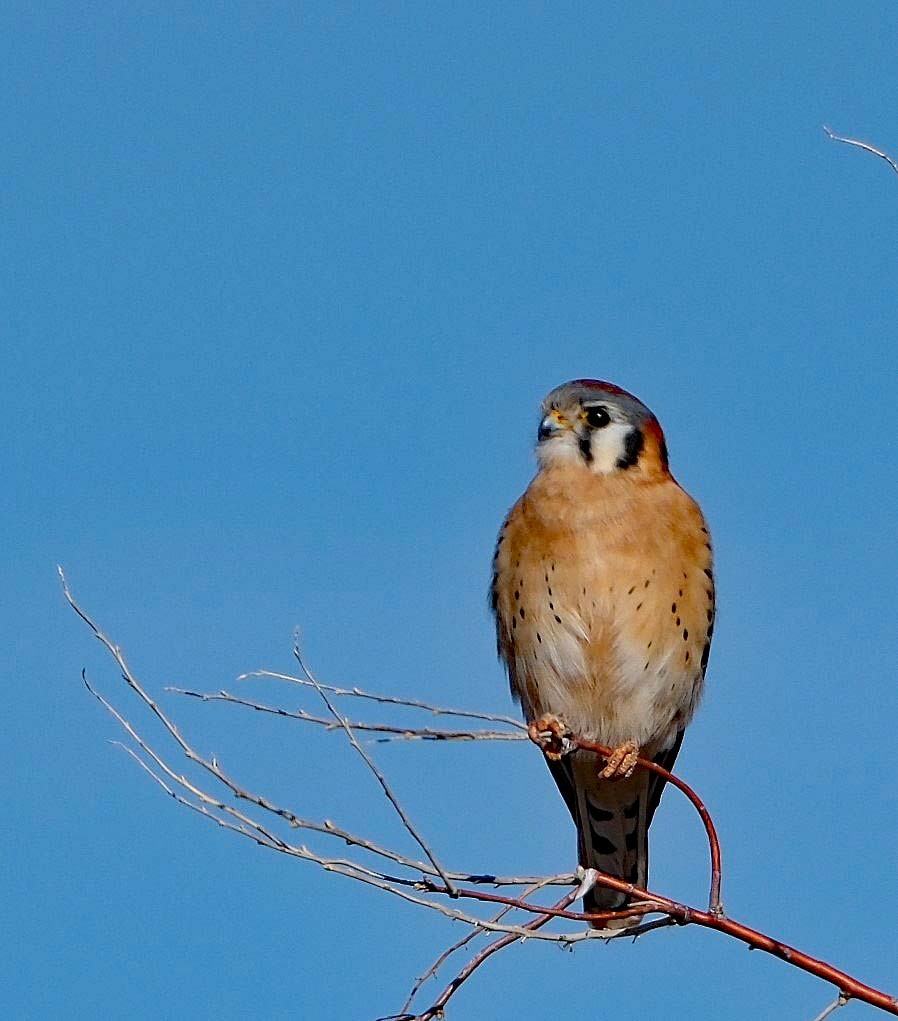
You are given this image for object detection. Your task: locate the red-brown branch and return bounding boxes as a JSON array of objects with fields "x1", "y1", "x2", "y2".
[
  {"x1": 416, "y1": 877, "x2": 898, "y2": 1014},
  {"x1": 575, "y1": 734, "x2": 723, "y2": 914},
  {"x1": 516, "y1": 726, "x2": 898, "y2": 1016},
  {"x1": 526, "y1": 722, "x2": 723, "y2": 914}
]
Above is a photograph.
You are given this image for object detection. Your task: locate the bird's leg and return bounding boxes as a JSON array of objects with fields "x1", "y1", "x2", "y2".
[
  {"x1": 527, "y1": 713, "x2": 573, "y2": 761},
  {"x1": 599, "y1": 738, "x2": 639, "y2": 780}
]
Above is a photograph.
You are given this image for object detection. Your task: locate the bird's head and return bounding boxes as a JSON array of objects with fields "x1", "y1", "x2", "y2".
[{"x1": 536, "y1": 379, "x2": 670, "y2": 476}]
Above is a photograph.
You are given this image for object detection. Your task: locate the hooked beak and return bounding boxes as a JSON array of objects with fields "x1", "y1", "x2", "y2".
[{"x1": 538, "y1": 409, "x2": 571, "y2": 441}]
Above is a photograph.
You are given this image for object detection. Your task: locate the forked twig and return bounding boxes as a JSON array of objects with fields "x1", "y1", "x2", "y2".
[
  {"x1": 291, "y1": 644, "x2": 458, "y2": 897},
  {"x1": 397, "y1": 876, "x2": 562, "y2": 1017},
  {"x1": 408, "y1": 889, "x2": 580, "y2": 1021},
  {"x1": 812, "y1": 994, "x2": 850, "y2": 1021}
]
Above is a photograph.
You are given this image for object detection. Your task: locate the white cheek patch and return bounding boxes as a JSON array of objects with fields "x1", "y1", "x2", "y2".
[{"x1": 585, "y1": 422, "x2": 635, "y2": 474}]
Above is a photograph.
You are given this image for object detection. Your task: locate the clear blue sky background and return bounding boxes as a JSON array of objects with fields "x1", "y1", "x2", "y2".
[{"x1": 4, "y1": 4, "x2": 898, "y2": 1019}]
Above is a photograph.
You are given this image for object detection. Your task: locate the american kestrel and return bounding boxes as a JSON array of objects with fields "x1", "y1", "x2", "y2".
[{"x1": 490, "y1": 380, "x2": 714, "y2": 926}]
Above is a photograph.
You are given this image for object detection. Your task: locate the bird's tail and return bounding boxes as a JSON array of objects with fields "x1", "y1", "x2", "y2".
[{"x1": 551, "y1": 751, "x2": 652, "y2": 931}]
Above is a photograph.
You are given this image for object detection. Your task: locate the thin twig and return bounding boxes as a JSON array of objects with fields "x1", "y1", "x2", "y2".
[
  {"x1": 167, "y1": 687, "x2": 525, "y2": 742},
  {"x1": 60, "y1": 568, "x2": 461, "y2": 881},
  {"x1": 812, "y1": 994, "x2": 850, "y2": 1021},
  {"x1": 106, "y1": 715, "x2": 594, "y2": 942},
  {"x1": 399, "y1": 877, "x2": 560, "y2": 1016},
  {"x1": 823, "y1": 125, "x2": 898, "y2": 178},
  {"x1": 238, "y1": 669, "x2": 527, "y2": 730},
  {"x1": 413, "y1": 889, "x2": 580, "y2": 1021},
  {"x1": 291, "y1": 645, "x2": 458, "y2": 897}
]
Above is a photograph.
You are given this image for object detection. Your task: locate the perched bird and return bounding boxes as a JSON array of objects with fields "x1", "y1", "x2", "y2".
[{"x1": 490, "y1": 380, "x2": 714, "y2": 927}]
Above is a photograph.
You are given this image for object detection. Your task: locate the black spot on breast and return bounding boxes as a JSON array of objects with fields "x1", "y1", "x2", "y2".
[
  {"x1": 707, "y1": 608, "x2": 714, "y2": 622},
  {"x1": 647, "y1": 640, "x2": 653, "y2": 649},
  {"x1": 636, "y1": 602, "x2": 643, "y2": 611},
  {"x1": 514, "y1": 589, "x2": 519, "y2": 601},
  {"x1": 671, "y1": 602, "x2": 677, "y2": 614},
  {"x1": 683, "y1": 628, "x2": 688, "y2": 640},
  {"x1": 685, "y1": 650, "x2": 690, "y2": 663},
  {"x1": 704, "y1": 568, "x2": 714, "y2": 580},
  {"x1": 676, "y1": 616, "x2": 681, "y2": 626},
  {"x1": 511, "y1": 618, "x2": 517, "y2": 630},
  {"x1": 628, "y1": 585, "x2": 636, "y2": 595},
  {"x1": 554, "y1": 614, "x2": 562, "y2": 624},
  {"x1": 536, "y1": 632, "x2": 542, "y2": 643},
  {"x1": 644, "y1": 579, "x2": 651, "y2": 589},
  {"x1": 643, "y1": 661, "x2": 650, "y2": 671},
  {"x1": 616, "y1": 427, "x2": 644, "y2": 469}
]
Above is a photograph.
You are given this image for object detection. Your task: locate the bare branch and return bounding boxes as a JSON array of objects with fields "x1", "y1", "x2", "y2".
[
  {"x1": 167, "y1": 687, "x2": 526, "y2": 742},
  {"x1": 812, "y1": 994, "x2": 850, "y2": 1021},
  {"x1": 61, "y1": 568, "x2": 898, "y2": 1018},
  {"x1": 292, "y1": 644, "x2": 458, "y2": 896},
  {"x1": 411, "y1": 889, "x2": 581, "y2": 1021},
  {"x1": 823, "y1": 125, "x2": 898, "y2": 178},
  {"x1": 238, "y1": 669, "x2": 527, "y2": 730},
  {"x1": 398, "y1": 877, "x2": 562, "y2": 1016},
  {"x1": 60, "y1": 569, "x2": 468, "y2": 881}
]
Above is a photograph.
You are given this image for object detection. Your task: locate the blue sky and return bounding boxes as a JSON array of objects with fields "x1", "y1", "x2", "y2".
[{"x1": 4, "y1": 3, "x2": 898, "y2": 1018}]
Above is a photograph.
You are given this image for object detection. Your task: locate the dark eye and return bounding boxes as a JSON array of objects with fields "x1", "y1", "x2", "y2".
[{"x1": 584, "y1": 406, "x2": 611, "y2": 429}]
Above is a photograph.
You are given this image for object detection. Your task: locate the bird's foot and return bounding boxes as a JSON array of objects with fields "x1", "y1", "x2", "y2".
[
  {"x1": 527, "y1": 714, "x2": 573, "y2": 760},
  {"x1": 599, "y1": 738, "x2": 639, "y2": 780}
]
